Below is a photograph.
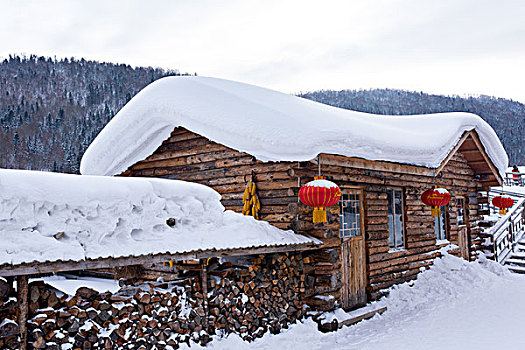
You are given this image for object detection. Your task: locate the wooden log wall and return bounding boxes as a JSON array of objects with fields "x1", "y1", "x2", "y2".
[
  {"x1": 123, "y1": 128, "x2": 298, "y2": 230},
  {"x1": 122, "y1": 127, "x2": 485, "y2": 306},
  {"x1": 297, "y1": 151, "x2": 483, "y2": 301}
]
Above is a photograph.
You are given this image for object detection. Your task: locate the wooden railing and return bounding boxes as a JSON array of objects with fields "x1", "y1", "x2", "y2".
[
  {"x1": 486, "y1": 196, "x2": 525, "y2": 263},
  {"x1": 504, "y1": 172, "x2": 525, "y2": 186}
]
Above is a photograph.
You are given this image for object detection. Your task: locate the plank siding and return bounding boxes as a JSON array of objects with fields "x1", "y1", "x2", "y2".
[{"x1": 122, "y1": 127, "x2": 486, "y2": 306}]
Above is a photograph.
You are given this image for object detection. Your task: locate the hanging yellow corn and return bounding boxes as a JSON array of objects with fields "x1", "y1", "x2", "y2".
[{"x1": 242, "y1": 180, "x2": 260, "y2": 219}]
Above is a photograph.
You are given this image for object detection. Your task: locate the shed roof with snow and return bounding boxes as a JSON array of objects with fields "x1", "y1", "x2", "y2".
[
  {"x1": 0, "y1": 169, "x2": 319, "y2": 276},
  {"x1": 80, "y1": 76, "x2": 508, "y2": 182}
]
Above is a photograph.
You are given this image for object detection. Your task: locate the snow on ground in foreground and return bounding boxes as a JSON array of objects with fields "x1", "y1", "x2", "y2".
[
  {"x1": 192, "y1": 254, "x2": 525, "y2": 350},
  {"x1": 30, "y1": 275, "x2": 120, "y2": 295}
]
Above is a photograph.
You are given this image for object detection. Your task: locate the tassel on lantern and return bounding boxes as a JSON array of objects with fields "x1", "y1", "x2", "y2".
[
  {"x1": 431, "y1": 206, "x2": 441, "y2": 217},
  {"x1": 313, "y1": 207, "x2": 327, "y2": 223},
  {"x1": 499, "y1": 208, "x2": 507, "y2": 215}
]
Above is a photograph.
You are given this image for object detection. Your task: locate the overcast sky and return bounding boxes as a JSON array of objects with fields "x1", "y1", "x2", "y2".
[{"x1": 1, "y1": 0, "x2": 524, "y2": 102}]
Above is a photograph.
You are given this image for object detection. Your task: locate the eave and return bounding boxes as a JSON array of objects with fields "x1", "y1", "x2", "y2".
[
  {"x1": 0, "y1": 241, "x2": 321, "y2": 277},
  {"x1": 435, "y1": 130, "x2": 503, "y2": 187}
]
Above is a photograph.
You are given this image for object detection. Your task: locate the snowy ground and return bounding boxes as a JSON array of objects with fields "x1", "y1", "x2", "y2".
[{"x1": 190, "y1": 253, "x2": 525, "y2": 350}]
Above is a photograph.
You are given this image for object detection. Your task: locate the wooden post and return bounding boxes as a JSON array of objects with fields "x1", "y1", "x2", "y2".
[
  {"x1": 17, "y1": 275, "x2": 29, "y2": 350},
  {"x1": 200, "y1": 259, "x2": 209, "y2": 332}
]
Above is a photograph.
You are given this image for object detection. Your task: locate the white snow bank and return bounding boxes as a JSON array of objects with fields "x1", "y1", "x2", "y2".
[
  {"x1": 80, "y1": 76, "x2": 508, "y2": 178},
  {"x1": 0, "y1": 169, "x2": 318, "y2": 266},
  {"x1": 30, "y1": 275, "x2": 120, "y2": 295},
  {"x1": 196, "y1": 254, "x2": 525, "y2": 350}
]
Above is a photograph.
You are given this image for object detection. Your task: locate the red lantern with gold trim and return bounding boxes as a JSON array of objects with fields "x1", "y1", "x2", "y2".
[
  {"x1": 299, "y1": 176, "x2": 341, "y2": 223},
  {"x1": 492, "y1": 194, "x2": 514, "y2": 215},
  {"x1": 421, "y1": 186, "x2": 451, "y2": 217}
]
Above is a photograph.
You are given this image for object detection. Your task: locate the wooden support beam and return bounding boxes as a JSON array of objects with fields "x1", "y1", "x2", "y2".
[
  {"x1": 319, "y1": 153, "x2": 434, "y2": 177},
  {"x1": 201, "y1": 259, "x2": 209, "y2": 332},
  {"x1": 17, "y1": 275, "x2": 28, "y2": 350},
  {"x1": 338, "y1": 306, "x2": 388, "y2": 329},
  {"x1": 0, "y1": 243, "x2": 321, "y2": 277},
  {"x1": 318, "y1": 306, "x2": 388, "y2": 332}
]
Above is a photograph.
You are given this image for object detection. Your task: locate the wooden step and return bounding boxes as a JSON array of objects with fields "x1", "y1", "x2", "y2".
[
  {"x1": 507, "y1": 264, "x2": 525, "y2": 274},
  {"x1": 317, "y1": 307, "x2": 387, "y2": 332},
  {"x1": 505, "y1": 258, "x2": 525, "y2": 267},
  {"x1": 515, "y1": 244, "x2": 525, "y2": 253},
  {"x1": 478, "y1": 221, "x2": 496, "y2": 228},
  {"x1": 509, "y1": 251, "x2": 525, "y2": 259}
]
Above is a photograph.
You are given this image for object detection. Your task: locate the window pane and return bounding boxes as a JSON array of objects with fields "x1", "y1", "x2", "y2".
[
  {"x1": 456, "y1": 198, "x2": 465, "y2": 226},
  {"x1": 435, "y1": 206, "x2": 448, "y2": 240},
  {"x1": 388, "y1": 189, "x2": 405, "y2": 249},
  {"x1": 434, "y1": 216, "x2": 441, "y2": 240},
  {"x1": 339, "y1": 193, "x2": 361, "y2": 238},
  {"x1": 394, "y1": 190, "x2": 404, "y2": 247},
  {"x1": 395, "y1": 211, "x2": 403, "y2": 247},
  {"x1": 440, "y1": 206, "x2": 448, "y2": 240},
  {"x1": 387, "y1": 189, "x2": 395, "y2": 247}
]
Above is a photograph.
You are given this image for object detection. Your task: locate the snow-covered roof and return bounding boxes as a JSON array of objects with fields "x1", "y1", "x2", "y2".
[
  {"x1": 80, "y1": 76, "x2": 508, "y2": 178},
  {"x1": 0, "y1": 169, "x2": 319, "y2": 267}
]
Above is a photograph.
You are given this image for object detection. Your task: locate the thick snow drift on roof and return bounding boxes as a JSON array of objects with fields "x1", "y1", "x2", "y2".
[
  {"x1": 0, "y1": 169, "x2": 317, "y2": 266},
  {"x1": 80, "y1": 76, "x2": 508, "y2": 178}
]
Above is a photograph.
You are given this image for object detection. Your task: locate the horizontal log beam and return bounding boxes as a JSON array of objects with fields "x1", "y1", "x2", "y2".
[{"x1": 0, "y1": 243, "x2": 321, "y2": 278}]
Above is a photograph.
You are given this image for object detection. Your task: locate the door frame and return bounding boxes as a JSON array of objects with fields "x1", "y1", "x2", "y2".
[{"x1": 339, "y1": 185, "x2": 368, "y2": 310}]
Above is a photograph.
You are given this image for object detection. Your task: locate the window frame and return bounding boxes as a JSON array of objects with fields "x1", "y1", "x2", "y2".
[
  {"x1": 434, "y1": 205, "x2": 450, "y2": 242},
  {"x1": 338, "y1": 186, "x2": 365, "y2": 241},
  {"x1": 339, "y1": 193, "x2": 362, "y2": 238},
  {"x1": 386, "y1": 187, "x2": 406, "y2": 250},
  {"x1": 455, "y1": 197, "x2": 466, "y2": 228}
]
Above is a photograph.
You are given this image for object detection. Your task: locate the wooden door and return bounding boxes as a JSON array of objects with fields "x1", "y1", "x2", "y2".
[
  {"x1": 458, "y1": 227, "x2": 469, "y2": 261},
  {"x1": 456, "y1": 196, "x2": 471, "y2": 261},
  {"x1": 340, "y1": 188, "x2": 367, "y2": 310}
]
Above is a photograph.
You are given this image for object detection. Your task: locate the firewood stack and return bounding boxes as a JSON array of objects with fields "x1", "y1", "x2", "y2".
[
  {"x1": 0, "y1": 278, "x2": 19, "y2": 349},
  {"x1": 206, "y1": 253, "x2": 307, "y2": 342},
  {"x1": 0, "y1": 252, "x2": 309, "y2": 349}
]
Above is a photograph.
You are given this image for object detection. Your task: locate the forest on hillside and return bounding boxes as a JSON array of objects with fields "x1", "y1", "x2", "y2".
[
  {"x1": 0, "y1": 55, "x2": 184, "y2": 172},
  {"x1": 300, "y1": 89, "x2": 524, "y2": 166},
  {"x1": 0, "y1": 55, "x2": 523, "y2": 173}
]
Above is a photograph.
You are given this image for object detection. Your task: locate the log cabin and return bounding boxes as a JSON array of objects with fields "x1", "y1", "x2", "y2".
[{"x1": 80, "y1": 76, "x2": 508, "y2": 310}]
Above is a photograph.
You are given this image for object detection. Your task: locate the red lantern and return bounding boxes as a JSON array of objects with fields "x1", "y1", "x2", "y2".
[
  {"x1": 492, "y1": 194, "x2": 514, "y2": 215},
  {"x1": 421, "y1": 186, "x2": 451, "y2": 217},
  {"x1": 299, "y1": 176, "x2": 341, "y2": 223}
]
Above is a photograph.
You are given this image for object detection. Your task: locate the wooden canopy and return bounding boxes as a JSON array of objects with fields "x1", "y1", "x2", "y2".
[
  {"x1": 0, "y1": 241, "x2": 320, "y2": 277},
  {"x1": 435, "y1": 130, "x2": 503, "y2": 187}
]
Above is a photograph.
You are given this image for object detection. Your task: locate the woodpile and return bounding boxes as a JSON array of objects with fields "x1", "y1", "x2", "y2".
[
  {"x1": 0, "y1": 278, "x2": 18, "y2": 349},
  {"x1": 0, "y1": 252, "x2": 309, "y2": 349},
  {"x1": 206, "y1": 253, "x2": 307, "y2": 341}
]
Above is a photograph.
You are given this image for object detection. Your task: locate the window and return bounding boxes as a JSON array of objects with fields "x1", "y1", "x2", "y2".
[
  {"x1": 456, "y1": 198, "x2": 466, "y2": 227},
  {"x1": 435, "y1": 206, "x2": 449, "y2": 241},
  {"x1": 339, "y1": 193, "x2": 361, "y2": 238},
  {"x1": 387, "y1": 188, "x2": 405, "y2": 249}
]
